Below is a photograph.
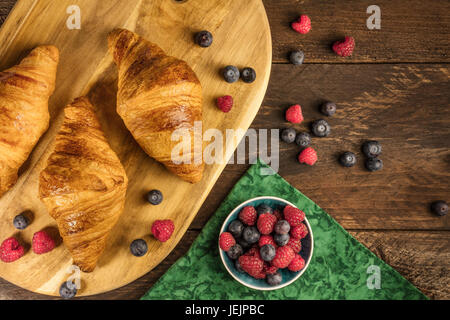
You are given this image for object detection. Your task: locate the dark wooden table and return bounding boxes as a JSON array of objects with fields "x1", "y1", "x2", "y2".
[{"x1": 1, "y1": 0, "x2": 449, "y2": 300}]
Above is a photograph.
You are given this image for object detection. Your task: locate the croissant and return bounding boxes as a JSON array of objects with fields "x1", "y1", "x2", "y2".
[
  {"x1": 39, "y1": 97, "x2": 128, "y2": 272},
  {"x1": 108, "y1": 28, "x2": 204, "y2": 183},
  {"x1": 0, "y1": 45, "x2": 59, "y2": 197}
]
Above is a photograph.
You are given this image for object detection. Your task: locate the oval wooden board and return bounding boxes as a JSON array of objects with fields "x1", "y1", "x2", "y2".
[{"x1": 0, "y1": 0, "x2": 272, "y2": 296}]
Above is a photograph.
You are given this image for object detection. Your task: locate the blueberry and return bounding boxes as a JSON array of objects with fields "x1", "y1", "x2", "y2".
[
  {"x1": 228, "y1": 220, "x2": 244, "y2": 238},
  {"x1": 280, "y1": 128, "x2": 296, "y2": 144},
  {"x1": 320, "y1": 102, "x2": 337, "y2": 116},
  {"x1": 274, "y1": 220, "x2": 290, "y2": 235},
  {"x1": 195, "y1": 30, "x2": 213, "y2": 47},
  {"x1": 241, "y1": 67, "x2": 256, "y2": 83},
  {"x1": 362, "y1": 140, "x2": 382, "y2": 158},
  {"x1": 339, "y1": 152, "x2": 357, "y2": 167},
  {"x1": 227, "y1": 244, "x2": 243, "y2": 260},
  {"x1": 242, "y1": 226, "x2": 260, "y2": 244},
  {"x1": 256, "y1": 204, "x2": 273, "y2": 215},
  {"x1": 223, "y1": 66, "x2": 240, "y2": 83},
  {"x1": 13, "y1": 214, "x2": 29, "y2": 230},
  {"x1": 59, "y1": 281, "x2": 77, "y2": 299},
  {"x1": 260, "y1": 244, "x2": 276, "y2": 262},
  {"x1": 266, "y1": 272, "x2": 282, "y2": 286},
  {"x1": 237, "y1": 237, "x2": 251, "y2": 249},
  {"x1": 365, "y1": 158, "x2": 383, "y2": 172},
  {"x1": 295, "y1": 132, "x2": 311, "y2": 148},
  {"x1": 235, "y1": 259, "x2": 245, "y2": 273},
  {"x1": 274, "y1": 233, "x2": 290, "y2": 246},
  {"x1": 311, "y1": 119, "x2": 331, "y2": 137},
  {"x1": 431, "y1": 201, "x2": 448, "y2": 216},
  {"x1": 130, "y1": 239, "x2": 148, "y2": 257},
  {"x1": 290, "y1": 50, "x2": 304, "y2": 65},
  {"x1": 147, "y1": 189, "x2": 163, "y2": 205}
]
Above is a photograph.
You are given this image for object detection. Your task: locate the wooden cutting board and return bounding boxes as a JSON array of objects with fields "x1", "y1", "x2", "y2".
[{"x1": 0, "y1": 0, "x2": 271, "y2": 296}]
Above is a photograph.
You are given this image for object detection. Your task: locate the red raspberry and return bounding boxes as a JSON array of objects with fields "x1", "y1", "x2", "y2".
[
  {"x1": 257, "y1": 213, "x2": 277, "y2": 235},
  {"x1": 244, "y1": 246, "x2": 259, "y2": 257},
  {"x1": 219, "y1": 232, "x2": 236, "y2": 251},
  {"x1": 273, "y1": 209, "x2": 283, "y2": 221},
  {"x1": 238, "y1": 254, "x2": 264, "y2": 277},
  {"x1": 291, "y1": 15, "x2": 311, "y2": 34},
  {"x1": 291, "y1": 223, "x2": 309, "y2": 239},
  {"x1": 253, "y1": 271, "x2": 267, "y2": 279},
  {"x1": 332, "y1": 36, "x2": 355, "y2": 57},
  {"x1": 151, "y1": 219, "x2": 175, "y2": 242},
  {"x1": 0, "y1": 237, "x2": 25, "y2": 262},
  {"x1": 263, "y1": 263, "x2": 278, "y2": 275},
  {"x1": 272, "y1": 246, "x2": 295, "y2": 268},
  {"x1": 288, "y1": 254, "x2": 305, "y2": 272},
  {"x1": 216, "y1": 95, "x2": 233, "y2": 113},
  {"x1": 285, "y1": 104, "x2": 304, "y2": 124},
  {"x1": 32, "y1": 231, "x2": 55, "y2": 254},
  {"x1": 258, "y1": 235, "x2": 277, "y2": 248},
  {"x1": 298, "y1": 147, "x2": 317, "y2": 166},
  {"x1": 283, "y1": 205, "x2": 305, "y2": 227},
  {"x1": 286, "y1": 237, "x2": 302, "y2": 253},
  {"x1": 239, "y1": 206, "x2": 257, "y2": 226}
]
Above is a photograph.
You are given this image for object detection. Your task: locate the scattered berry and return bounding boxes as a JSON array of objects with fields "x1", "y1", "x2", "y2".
[
  {"x1": 333, "y1": 36, "x2": 355, "y2": 57},
  {"x1": 216, "y1": 95, "x2": 233, "y2": 113},
  {"x1": 272, "y1": 246, "x2": 295, "y2": 268},
  {"x1": 289, "y1": 50, "x2": 305, "y2": 65},
  {"x1": 195, "y1": 30, "x2": 213, "y2": 47},
  {"x1": 288, "y1": 254, "x2": 305, "y2": 272},
  {"x1": 286, "y1": 237, "x2": 302, "y2": 253},
  {"x1": 259, "y1": 235, "x2": 277, "y2": 248},
  {"x1": 257, "y1": 213, "x2": 277, "y2": 235},
  {"x1": 32, "y1": 230, "x2": 55, "y2": 254},
  {"x1": 274, "y1": 220, "x2": 290, "y2": 235},
  {"x1": 13, "y1": 214, "x2": 29, "y2": 230},
  {"x1": 239, "y1": 206, "x2": 257, "y2": 226},
  {"x1": 227, "y1": 244, "x2": 243, "y2": 260},
  {"x1": 280, "y1": 128, "x2": 296, "y2": 144},
  {"x1": 266, "y1": 272, "x2": 282, "y2": 286},
  {"x1": 339, "y1": 152, "x2": 357, "y2": 167},
  {"x1": 241, "y1": 67, "x2": 256, "y2": 83},
  {"x1": 291, "y1": 15, "x2": 311, "y2": 34},
  {"x1": 295, "y1": 132, "x2": 311, "y2": 148},
  {"x1": 242, "y1": 226, "x2": 260, "y2": 244},
  {"x1": 59, "y1": 281, "x2": 77, "y2": 299},
  {"x1": 228, "y1": 220, "x2": 244, "y2": 238},
  {"x1": 151, "y1": 220, "x2": 175, "y2": 242},
  {"x1": 431, "y1": 201, "x2": 448, "y2": 216},
  {"x1": 223, "y1": 65, "x2": 240, "y2": 83},
  {"x1": 256, "y1": 204, "x2": 274, "y2": 215},
  {"x1": 291, "y1": 223, "x2": 308, "y2": 239},
  {"x1": 274, "y1": 233, "x2": 290, "y2": 247},
  {"x1": 365, "y1": 158, "x2": 383, "y2": 172},
  {"x1": 320, "y1": 101, "x2": 337, "y2": 116},
  {"x1": 286, "y1": 104, "x2": 304, "y2": 124},
  {"x1": 0, "y1": 237, "x2": 25, "y2": 263},
  {"x1": 311, "y1": 119, "x2": 331, "y2": 137},
  {"x1": 283, "y1": 205, "x2": 305, "y2": 227},
  {"x1": 238, "y1": 254, "x2": 264, "y2": 278},
  {"x1": 147, "y1": 189, "x2": 163, "y2": 205},
  {"x1": 298, "y1": 147, "x2": 318, "y2": 166},
  {"x1": 219, "y1": 232, "x2": 236, "y2": 251},
  {"x1": 130, "y1": 239, "x2": 148, "y2": 257},
  {"x1": 362, "y1": 140, "x2": 382, "y2": 158},
  {"x1": 260, "y1": 244, "x2": 276, "y2": 261}
]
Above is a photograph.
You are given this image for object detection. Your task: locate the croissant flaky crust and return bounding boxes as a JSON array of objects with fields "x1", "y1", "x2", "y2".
[
  {"x1": 39, "y1": 97, "x2": 128, "y2": 272},
  {"x1": 108, "y1": 28, "x2": 204, "y2": 183},
  {"x1": 0, "y1": 45, "x2": 59, "y2": 197}
]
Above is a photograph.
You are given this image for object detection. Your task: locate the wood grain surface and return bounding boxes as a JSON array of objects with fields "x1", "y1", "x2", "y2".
[{"x1": 0, "y1": 0, "x2": 449, "y2": 299}]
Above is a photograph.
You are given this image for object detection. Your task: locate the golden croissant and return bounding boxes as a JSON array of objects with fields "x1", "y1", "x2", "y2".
[
  {"x1": 39, "y1": 97, "x2": 128, "y2": 272},
  {"x1": 0, "y1": 45, "x2": 59, "y2": 197},
  {"x1": 108, "y1": 28, "x2": 204, "y2": 183}
]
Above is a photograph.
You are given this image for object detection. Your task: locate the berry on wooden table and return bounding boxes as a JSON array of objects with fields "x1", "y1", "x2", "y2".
[
  {"x1": 431, "y1": 201, "x2": 448, "y2": 216},
  {"x1": 365, "y1": 158, "x2": 383, "y2": 172},
  {"x1": 32, "y1": 230, "x2": 55, "y2": 254},
  {"x1": 241, "y1": 67, "x2": 256, "y2": 83},
  {"x1": 298, "y1": 147, "x2": 318, "y2": 166},
  {"x1": 362, "y1": 140, "x2": 382, "y2": 158},
  {"x1": 339, "y1": 152, "x2": 357, "y2": 167},
  {"x1": 13, "y1": 213, "x2": 29, "y2": 230},
  {"x1": 280, "y1": 128, "x2": 297, "y2": 144},
  {"x1": 289, "y1": 50, "x2": 305, "y2": 65},
  {"x1": 59, "y1": 281, "x2": 77, "y2": 299},
  {"x1": 295, "y1": 132, "x2": 311, "y2": 148},
  {"x1": 151, "y1": 220, "x2": 175, "y2": 242},
  {"x1": 0, "y1": 237, "x2": 25, "y2": 263},
  {"x1": 147, "y1": 189, "x2": 163, "y2": 205},
  {"x1": 216, "y1": 95, "x2": 233, "y2": 113},
  {"x1": 320, "y1": 101, "x2": 337, "y2": 116},
  {"x1": 195, "y1": 30, "x2": 213, "y2": 47},
  {"x1": 130, "y1": 239, "x2": 148, "y2": 257},
  {"x1": 223, "y1": 65, "x2": 240, "y2": 83},
  {"x1": 286, "y1": 104, "x2": 304, "y2": 124},
  {"x1": 332, "y1": 36, "x2": 355, "y2": 57},
  {"x1": 291, "y1": 15, "x2": 311, "y2": 34},
  {"x1": 311, "y1": 119, "x2": 331, "y2": 137}
]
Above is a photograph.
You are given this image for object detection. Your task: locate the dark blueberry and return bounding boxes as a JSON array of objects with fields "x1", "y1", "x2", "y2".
[
  {"x1": 227, "y1": 244, "x2": 243, "y2": 260},
  {"x1": 147, "y1": 189, "x2": 163, "y2": 205},
  {"x1": 130, "y1": 239, "x2": 148, "y2": 257},
  {"x1": 223, "y1": 65, "x2": 240, "y2": 83},
  {"x1": 266, "y1": 272, "x2": 282, "y2": 286},
  {"x1": 311, "y1": 119, "x2": 331, "y2": 137},
  {"x1": 339, "y1": 152, "x2": 357, "y2": 167},
  {"x1": 274, "y1": 220, "x2": 290, "y2": 235},
  {"x1": 274, "y1": 233, "x2": 290, "y2": 247},
  {"x1": 242, "y1": 226, "x2": 260, "y2": 244},
  {"x1": 235, "y1": 259, "x2": 245, "y2": 273},
  {"x1": 228, "y1": 220, "x2": 244, "y2": 238},
  {"x1": 256, "y1": 203, "x2": 273, "y2": 215},
  {"x1": 195, "y1": 30, "x2": 213, "y2": 47},
  {"x1": 13, "y1": 214, "x2": 29, "y2": 230},
  {"x1": 59, "y1": 281, "x2": 77, "y2": 299},
  {"x1": 295, "y1": 132, "x2": 311, "y2": 148},
  {"x1": 280, "y1": 128, "x2": 296, "y2": 144},
  {"x1": 289, "y1": 50, "x2": 304, "y2": 65},
  {"x1": 431, "y1": 201, "x2": 448, "y2": 216},
  {"x1": 260, "y1": 244, "x2": 276, "y2": 262},
  {"x1": 320, "y1": 102, "x2": 337, "y2": 116},
  {"x1": 237, "y1": 237, "x2": 251, "y2": 249},
  {"x1": 362, "y1": 140, "x2": 382, "y2": 158},
  {"x1": 241, "y1": 67, "x2": 256, "y2": 83},
  {"x1": 365, "y1": 158, "x2": 383, "y2": 172}
]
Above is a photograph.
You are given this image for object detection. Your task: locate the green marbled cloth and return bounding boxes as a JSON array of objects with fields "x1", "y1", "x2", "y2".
[{"x1": 142, "y1": 160, "x2": 427, "y2": 300}]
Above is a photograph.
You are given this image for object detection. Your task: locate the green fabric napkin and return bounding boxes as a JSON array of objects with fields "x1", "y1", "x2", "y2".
[{"x1": 142, "y1": 160, "x2": 427, "y2": 300}]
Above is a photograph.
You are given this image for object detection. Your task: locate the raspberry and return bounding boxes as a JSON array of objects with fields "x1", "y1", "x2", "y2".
[
  {"x1": 239, "y1": 206, "x2": 257, "y2": 226},
  {"x1": 219, "y1": 232, "x2": 236, "y2": 251},
  {"x1": 258, "y1": 235, "x2": 277, "y2": 248},
  {"x1": 291, "y1": 15, "x2": 311, "y2": 34},
  {"x1": 0, "y1": 237, "x2": 25, "y2": 262},
  {"x1": 216, "y1": 95, "x2": 233, "y2": 113},
  {"x1": 286, "y1": 237, "x2": 302, "y2": 253},
  {"x1": 244, "y1": 246, "x2": 259, "y2": 257},
  {"x1": 238, "y1": 254, "x2": 264, "y2": 277},
  {"x1": 151, "y1": 220, "x2": 175, "y2": 242},
  {"x1": 283, "y1": 205, "x2": 305, "y2": 227},
  {"x1": 273, "y1": 209, "x2": 283, "y2": 221},
  {"x1": 263, "y1": 263, "x2": 278, "y2": 275},
  {"x1": 253, "y1": 271, "x2": 267, "y2": 279},
  {"x1": 288, "y1": 254, "x2": 305, "y2": 272},
  {"x1": 291, "y1": 223, "x2": 309, "y2": 239},
  {"x1": 285, "y1": 104, "x2": 304, "y2": 124},
  {"x1": 332, "y1": 36, "x2": 355, "y2": 57},
  {"x1": 257, "y1": 213, "x2": 277, "y2": 235},
  {"x1": 32, "y1": 231, "x2": 55, "y2": 254},
  {"x1": 298, "y1": 147, "x2": 317, "y2": 166},
  {"x1": 272, "y1": 246, "x2": 295, "y2": 269}
]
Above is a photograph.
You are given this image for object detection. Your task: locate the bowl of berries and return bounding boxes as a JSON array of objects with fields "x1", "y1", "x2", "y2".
[{"x1": 219, "y1": 196, "x2": 313, "y2": 290}]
